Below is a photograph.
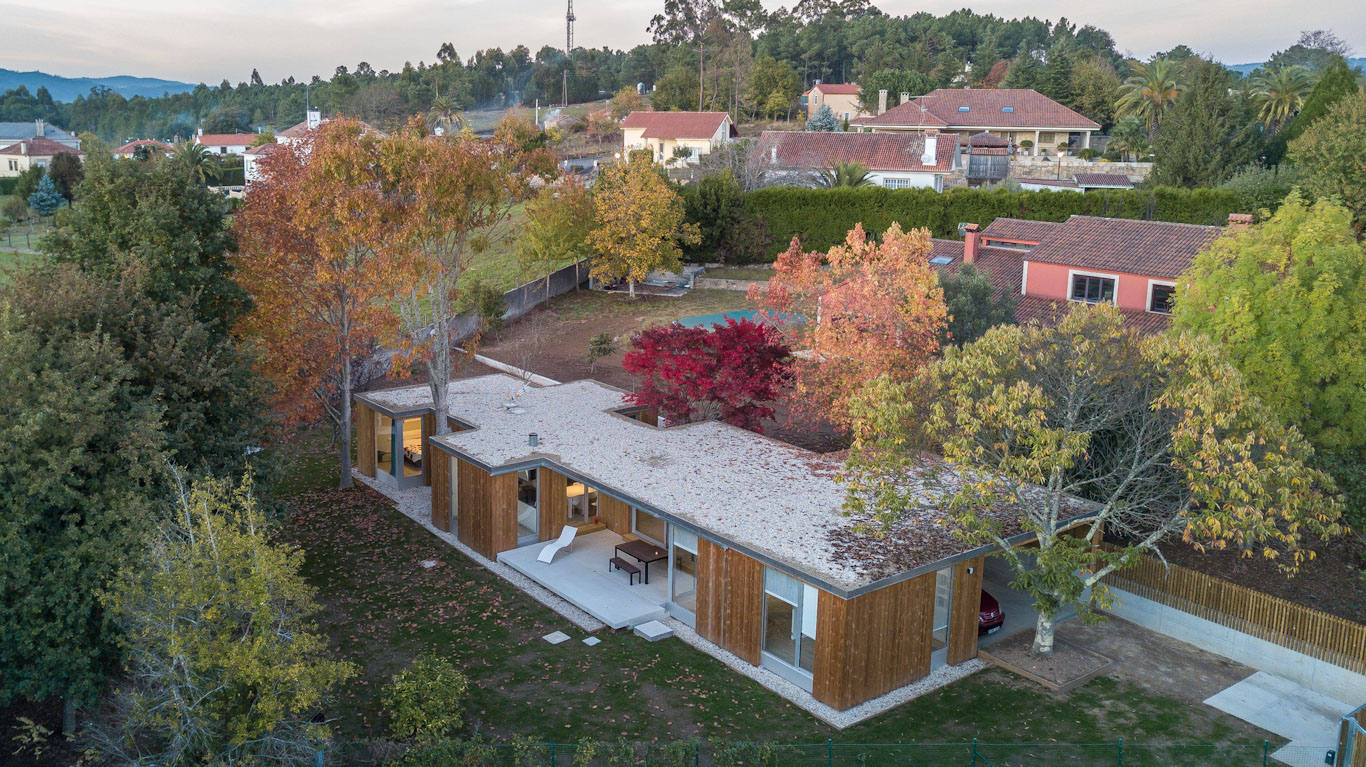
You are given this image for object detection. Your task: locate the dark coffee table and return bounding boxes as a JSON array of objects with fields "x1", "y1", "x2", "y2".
[{"x1": 614, "y1": 539, "x2": 667, "y2": 584}]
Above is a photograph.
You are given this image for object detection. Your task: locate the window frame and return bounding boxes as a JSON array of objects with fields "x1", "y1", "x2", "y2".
[
  {"x1": 1146, "y1": 280, "x2": 1176, "y2": 315},
  {"x1": 1067, "y1": 269, "x2": 1119, "y2": 305}
]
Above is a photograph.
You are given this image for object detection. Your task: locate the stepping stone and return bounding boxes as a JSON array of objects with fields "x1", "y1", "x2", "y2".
[
  {"x1": 419, "y1": 560, "x2": 438, "y2": 569},
  {"x1": 582, "y1": 637, "x2": 602, "y2": 647},
  {"x1": 542, "y1": 631, "x2": 571, "y2": 645},
  {"x1": 633, "y1": 620, "x2": 673, "y2": 642}
]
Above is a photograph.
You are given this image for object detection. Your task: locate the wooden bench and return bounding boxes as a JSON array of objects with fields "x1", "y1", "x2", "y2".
[{"x1": 609, "y1": 556, "x2": 641, "y2": 585}]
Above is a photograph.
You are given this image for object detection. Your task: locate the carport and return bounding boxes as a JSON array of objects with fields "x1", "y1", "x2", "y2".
[{"x1": 978, "y1": 552, "x2": 1077, "y2": 650}]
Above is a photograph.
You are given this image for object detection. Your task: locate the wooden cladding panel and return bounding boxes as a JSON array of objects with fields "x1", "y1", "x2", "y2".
[
  {"x1": 420, "y1": 413, "x2": 436, "y2": 487},
  {"x1": 694, "y1": 539, "x2": 727, "y2": 644},
  {"x1": 948, "y1": 556, "x2": 985, "y2": 665},
  {"x1": 813, "y1": 572, "x2": 935, "y2": 710},
  {"x1": 456, "y1": 460, "x2": 518, "y2": 558},
  {"x1": 638, "y1": 409, "x2": 659, "y2": 427},
  {"x1": 430, "y1": 452, "x2": 451, "y2": 533},
  {"x1": 539, "y1": 469, "x2": 569, "y2": 543},
  {"x1": 721, "y1": 549, "x2": 763, "y2": 665},
  {"x1": 599, "y1": 494, "x2": 631, "y2": 535},
  {"x1": 356, "y1": 403, "x2": 376, "y2": 477}
]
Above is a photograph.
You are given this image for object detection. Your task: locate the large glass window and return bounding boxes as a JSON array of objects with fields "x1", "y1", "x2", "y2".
[
  {"x1": 762, "y1": 569, "x2": 818, "y2": 676},
  {"x1": 516, "y1": 469, "x2": 538, "y2": 544},
  {"x1": 400, "y1": 418, "x2": 423, "y2": 478},
  {"x1": 566, "y1": 482, "x2": 599, "y2": 525},
  {"x1": 376, "y1": 414, "x2": 395, "y2": 475},
  {"x1": 1149, "y1": 283, "x2": 1175, "y2": 314},
  {"x1": 931, "y1": 567, "x2": 952, "y2": 665},
  {"x1": 671, "y1": 527, "x2": 698, "y2": 614},
  {"x1": 1070, "y1": 274, "x2": 1116, "y2": 304},
  {"x1": 633, "y1": 508, "x2": 667, "y2": 545}
]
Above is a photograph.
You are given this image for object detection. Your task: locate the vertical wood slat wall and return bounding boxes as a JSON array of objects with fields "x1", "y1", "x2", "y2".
[
  {"x1": 948, "y1": 556, "x2": 985, "y2": 665},
  {"x1": 539, "y1": 469, "x2": 569, "y2": 542},
  {"x1": 356, "y1": 403, "x2": 376, "y2": 477},
  {"x1": 430, "y1": 452, "x2": 450, "y2": 532},
  {"x1": 421, "y1": 413, "x2": 435, "y2": 487},
  {"x1": 599, "y1": 494, "x2": 631, "y2": 535},
  {"x1": 721, "y1": 549, "x2": 764, "y2": 665},
  {"x1": 694, "y1": 539, "x2": 727, "y2": 644},
  {"x1": 812, "y1": 572, "x2": 935, "y2": 710},
  {"x1": 456, "y1": 458, "x2": 518, "y2": 558}
]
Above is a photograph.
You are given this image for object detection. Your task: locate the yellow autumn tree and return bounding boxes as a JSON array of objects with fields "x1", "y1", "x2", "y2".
[{"x1": 587, "y1": 152, "x2": 699, "y2": 299}]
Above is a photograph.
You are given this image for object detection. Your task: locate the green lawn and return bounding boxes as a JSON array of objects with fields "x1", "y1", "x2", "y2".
[
  {"x1": 702, "y1": 266, "x2": 772, "y2": 282},
  {"x1": 543, "y1": 289, "x2": 749, "y2": 327},
  {"x1": 277, "y1": 436, "x2": 1274, "y2": 751}
]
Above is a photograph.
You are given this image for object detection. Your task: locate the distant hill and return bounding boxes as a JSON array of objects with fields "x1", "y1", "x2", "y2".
[
  {"x1": 0, "y1": 68, "x2": 198, "y2": 102},
  {"x1": 1225, "y1": 57, "x2": 1366, "y2": 75}
]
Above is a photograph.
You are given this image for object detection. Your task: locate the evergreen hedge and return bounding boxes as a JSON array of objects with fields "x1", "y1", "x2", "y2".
[
  {"x1": 0, "y1": 177, "x2": 17, "y2": 195},
  {"x1": 682, "y1": 185, "x2": 1255, "y2": 263}
]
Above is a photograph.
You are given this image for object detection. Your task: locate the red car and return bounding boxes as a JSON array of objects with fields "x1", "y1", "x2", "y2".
[{"x1": 978, "y1": 590, "x2": 1005, "y2": 635}]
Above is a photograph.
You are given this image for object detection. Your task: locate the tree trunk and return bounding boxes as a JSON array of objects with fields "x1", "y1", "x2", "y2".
[
  {"x1": 339, "y1": 353, "x2": 354, "y2": 489},
  {"x1": 698, "y1": 43, "x2": 706, "y2": 112},
  {"x1": 1031, "y1": 610, "x2": 1056, "y2": 656},
  {"x1": 61, "y1": 699, "x2": 75, "y2": 737}
]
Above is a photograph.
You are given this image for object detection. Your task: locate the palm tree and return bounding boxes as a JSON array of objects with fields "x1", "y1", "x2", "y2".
[
  {"x1": 1250, "y1": 65, "x2": 1314, "y2": 132},
  {"x1": 816, "y1": 161, "x2": 873, "y2": 188},
  {"x1": 427, "y1": 96, "x2": 464, "y2": 137},
  {"x1": 173, "y1": 141, "x2": 220, "y2": 184},
  {"x1": 1115, "y1": 58, "x2": 1184, "y2": 138},
  {"x1": 1108, "y1": 116, "x2": 1150, "y2": 162}
]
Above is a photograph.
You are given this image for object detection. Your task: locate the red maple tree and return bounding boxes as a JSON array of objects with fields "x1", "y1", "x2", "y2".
[{"x1": 622, "y1": 318, "x2": 793, "y2": 432}]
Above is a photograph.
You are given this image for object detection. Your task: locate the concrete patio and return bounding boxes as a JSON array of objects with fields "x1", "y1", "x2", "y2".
[{"x1": 497, "y1": 529, "x2": 669, "y2": 629}]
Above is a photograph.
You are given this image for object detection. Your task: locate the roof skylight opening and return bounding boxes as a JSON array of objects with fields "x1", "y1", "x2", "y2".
[
  {"x1": 1002, "y1": 106, "x2": 1014, "y2": 113},
  {"x1": 930, "y1": 255, "x2": 955, "y2": 265},
  {"x1": 958, "y1": 106, "x2": 970, "y2": 112}
]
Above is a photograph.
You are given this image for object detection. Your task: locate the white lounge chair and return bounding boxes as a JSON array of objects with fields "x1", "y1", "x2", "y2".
[{"x1": 537, "y1": 525, "x2": 578, "y2": 563}]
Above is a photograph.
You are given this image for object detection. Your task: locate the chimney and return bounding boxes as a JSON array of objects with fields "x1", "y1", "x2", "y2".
[
  {"x1": 306, "y1": 109, "x2": 322, "y2": 129},
  {"x1": 197, "y1": 127, "x2": 203, "y2": 137},
  {"x1": 20, "y1": 141, "x2": 27, "y2": 156},
  {"x1": 34, "y1": 118, "x2": 44, "y2": 137},
  {"x1": 528, "y1": 433, "x2": 539, "y2": 448},
  {"x1": 878, "y1": 89, "x2": 888, "y2": 115},
  {"x1": 1227, "y1": 213, "x2": 1253, "y2": 230},
  {"x1": 900, "y1": 91, "x2": 911, "y2": 105},
  {"x1": 962, "y1": 222, "x2": 980, "y2": 264},
  {"x1": 921, "y1": 129, "x2": 938, "y2": 166}
]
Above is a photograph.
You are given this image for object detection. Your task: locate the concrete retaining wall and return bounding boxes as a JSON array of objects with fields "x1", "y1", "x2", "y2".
[
  {"x1": 694, "y1": 277, "x2": 762, "y2": 292},
  {"x1": 1009, "y1": 157, "x2": 1154, "y2": 183},
  {"x1": 1107, "y1": 587, "x2": 1366, "y2": 703}
]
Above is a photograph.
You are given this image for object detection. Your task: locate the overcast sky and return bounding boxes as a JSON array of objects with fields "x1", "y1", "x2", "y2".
[{"x1": 0, "y1": 0, "x2": 1361, "y2": 84}]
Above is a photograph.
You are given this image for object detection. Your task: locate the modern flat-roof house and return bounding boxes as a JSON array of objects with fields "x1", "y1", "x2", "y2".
[
  {"x1": 802, "y1": 83, "x2": 867, "y2": 122},
  {"x1": 927, "y1": 215, "x2": 1234, "y2": 334},
  {"x1": 621, "y1": 111, "x2": 736, "y2": 166},
  {"x1": 0, "y1": 119, "x2": 80, "y2": 151},
  {"x1": 851, "y1": 89, "x2": 1099, "y2": 156},
  {"x1": 0, "y1": 137, "x2": 83, "y2": 177},
  {"x1": 752, "y1": 129, "x2": 959, "y2": 191},
  {"x1": 354, "y1": 374, "x2": 1093, "y2": 712}
]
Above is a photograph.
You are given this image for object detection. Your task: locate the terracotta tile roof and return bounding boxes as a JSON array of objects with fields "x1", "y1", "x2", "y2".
[
  {"x1": 807, "y1": 83, "x2": 861, "y2": 95},
  {"x1": 1014, "y1": 295, "x2": 1170, "y2": 335},
  {"x1": 1025, "y1": 216, "x2": 1224, "y2": 280},
  {"x1": 0, "y1": 137, "x2": 82, "y2": 157},
  {"x1": 1075, "y1": 172, "x2": 1134, "y2": 188},
  {"x1": 277, "y1": 118, "x2": 383, "y2": 140},
  {"x1": 1018, "y1": 178, "x2": 1080, "y2": 188},
  {"x1": 980, "y1": 218, "x2": 1065, "y2": 245},
  {"x1": 754, "y1": 130, "x2": 958, "y2": 173},
  {"x1": 113, "y1": 139, "x2": 174, "y2": 155},
  {"x1": 621, "y1": 111, "x2": 731, "y2": 139},
  {"x1": 858, "y1": 88, "x2": 1100, "y2": 131},
  {"x1": 968, "y1": 131, "x2": 1010, "y2": 147},
  {"x1": 244, "y1": 142, "x2": 280, "y2": 156},
  {"x1": 195, "y1": 132, "x2": 256, "y2": 147}
]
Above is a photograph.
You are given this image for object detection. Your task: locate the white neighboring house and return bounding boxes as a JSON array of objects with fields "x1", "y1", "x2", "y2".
[
  {"x1": 0, "y1": 137, "x2": 84, "y2": 178},
  {"x1": 245, "y1": 110, "x2": 383, "y2": 185},
  {"x1": 620, "y1": 111, "x2": 735, "y2": 166},
  {"x1": 1017, "y1": 178, "x2": 1081, "y2": 193},
  {"x1": 0, "y1": 119, "x2": 81, "y2": 152},
  {"x1": 194, "y1": 128, "x2": 255, "y2": 156},
  {"x1": 752, "y1": 129, "x2": 959, "y2": 191}
]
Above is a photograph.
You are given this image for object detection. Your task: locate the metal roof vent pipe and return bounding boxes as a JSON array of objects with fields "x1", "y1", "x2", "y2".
[{"x1": 529, "y1": 433, "x2": 539, "y2": 448}]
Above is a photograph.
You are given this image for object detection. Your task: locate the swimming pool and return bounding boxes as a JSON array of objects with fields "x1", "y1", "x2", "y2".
[{"x1": 675, "y1": 309, "x2": 805, "y2": 329}]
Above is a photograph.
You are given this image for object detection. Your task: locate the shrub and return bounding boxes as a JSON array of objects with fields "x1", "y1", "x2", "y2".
[
  {"x1": 586, "y1": 332, "x2": 617, "y2": 371},
  {"x1": 468, "y1": 280, "x2": 508, "y2": 331},
  {"x1": 382, "y1": 654, "x2": 470, "y2": 741},
  {"x1": 1077, "y1": 148, "x2": 1100, "y2": 160}
]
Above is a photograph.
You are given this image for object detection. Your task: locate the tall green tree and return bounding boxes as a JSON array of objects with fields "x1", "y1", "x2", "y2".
[
  {"x1": 1151, "y1": 58, "x2": 1262, "y2": 187},
  {"x1": 805, "y1": 102, "x2": 841, "y2": 131},
  {"x1": 1265, "y1": 56, "x2": 1361, "y2": 165},
  {"x1": 86, "y1": 475, "x2": 355, "y2": 765},
  {"x1": 1250, "y1": 65, "x2": 1314, "y2": 132},
  {"x1": 1289, "y1": 92, "x2": 1366, "y2": 229},
  {"x1": 1172, "y1": 193, "x2": 1366, "y2": 517},
  {"x1": 857, "y1": 70, "x2": 934, "y2": 114},
  {"x1": 844, "y1": 306, "x2": 1343, "y2": 656},
  {"x1": 26, "y1": 174, "x2": 63, "y2": 218},
  {"x1": 1115, "y1": 57, "x2": 1184, "y2": 138},
  {"x1": 0, "y1": 300, "x2": 165, "y2": 729},
  {"x1": 939, "y1": 262, "x2": 1016, "y2": 347},
  {"x1": 47, "y1": 152, "x2": 84, "y2": 202}
]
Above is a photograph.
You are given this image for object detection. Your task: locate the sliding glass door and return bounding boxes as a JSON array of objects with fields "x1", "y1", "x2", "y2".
[
  {"x1": 761, "y1": 568, "x2": 819, "y2": 689},
  {"x1": 667, "y1": 526, "x2": 698, "y2": 623},
  {"x1": 516, "y1": 469, "x2": 539, "y2": 545},
  {"x1": 931, "y1": 566, "x2": 952, "y2": 669}
]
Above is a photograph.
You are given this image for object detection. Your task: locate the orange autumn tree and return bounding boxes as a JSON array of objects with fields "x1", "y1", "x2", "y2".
[
  {"x1": 234, "y1": 119, "x2": 403, "y2": 488},
  {"x1": 748, "y1": 223, "x2": 947, "y2": 429},
  {"x1": 385, "y1": 115, "x2": 557, "y2": 434}
]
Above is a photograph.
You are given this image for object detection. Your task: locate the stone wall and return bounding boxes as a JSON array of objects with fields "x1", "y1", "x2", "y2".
[{"x1": 1008, "y1": 156, "x2": 1154, "y2": 183}]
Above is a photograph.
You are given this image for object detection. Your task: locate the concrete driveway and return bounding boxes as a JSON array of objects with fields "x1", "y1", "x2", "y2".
[{"x1": 1204, "y1": 671, "x2": 1350, "y2": 767}]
